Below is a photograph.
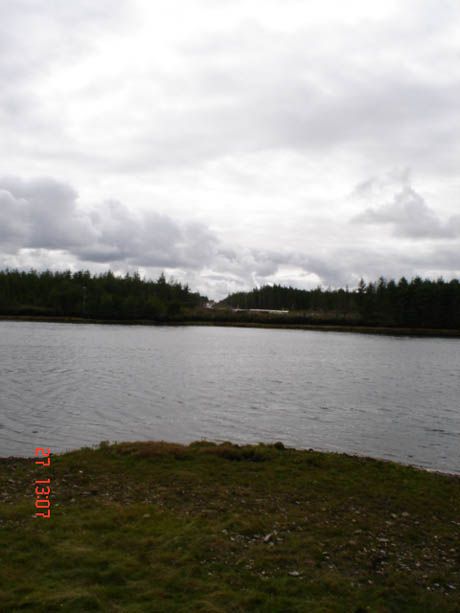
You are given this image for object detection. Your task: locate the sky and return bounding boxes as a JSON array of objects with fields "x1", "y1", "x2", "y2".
[{"x1": 1, "y1": 0, "x2": 459, "y2": 299}]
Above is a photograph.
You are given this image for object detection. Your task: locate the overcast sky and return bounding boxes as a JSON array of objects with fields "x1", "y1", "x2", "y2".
[{"x1": 1, "y1": 0, "x2": 459, "y2": 298}]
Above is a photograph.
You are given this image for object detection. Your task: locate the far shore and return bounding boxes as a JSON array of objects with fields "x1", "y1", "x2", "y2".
[{"x1": 1, "y1": 313, "x2": 460, "y2": 338}]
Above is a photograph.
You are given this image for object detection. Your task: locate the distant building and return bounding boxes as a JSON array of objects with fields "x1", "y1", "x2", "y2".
[{"x1": 232, "y1": 308, "x2": 289, "y2": 314}]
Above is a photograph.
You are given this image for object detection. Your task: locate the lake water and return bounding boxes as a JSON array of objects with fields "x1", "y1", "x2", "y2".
[{"x1": 0, "y1": 321, "x2": 459, "y2": 472}]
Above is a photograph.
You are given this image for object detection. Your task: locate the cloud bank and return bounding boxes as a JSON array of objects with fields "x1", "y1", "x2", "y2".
[
  {"x1": 1, "y1": 175, "x2": 459, "y2": 298},
  {"x1": 0, "y1": 177, "x2": 219, "y2": 271}
]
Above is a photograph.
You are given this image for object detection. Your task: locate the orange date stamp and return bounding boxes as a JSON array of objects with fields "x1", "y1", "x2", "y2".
[{"x1": 34, "y1": 447, "x2": 51, "y2": 519}]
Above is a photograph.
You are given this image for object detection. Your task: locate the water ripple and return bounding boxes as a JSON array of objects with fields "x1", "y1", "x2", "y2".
[{"x1": 1, "y1": 321, "x2": 459, "y2": 473}]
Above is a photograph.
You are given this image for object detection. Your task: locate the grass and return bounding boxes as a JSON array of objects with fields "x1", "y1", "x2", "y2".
[{"x1": 1, "y1": 441, "x2": 459, "y2": 612}]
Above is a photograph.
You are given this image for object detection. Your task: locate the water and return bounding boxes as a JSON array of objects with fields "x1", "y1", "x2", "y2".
[{"x1": 0, "y1": 321, "x2": 459, "y2": 472}]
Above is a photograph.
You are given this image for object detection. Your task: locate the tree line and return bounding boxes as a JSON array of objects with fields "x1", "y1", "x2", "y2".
[
  {"x1": 2, "y1": 270, "x2": 459, "y2": 329},
  {"x1": 0, "y1": 269, "x2": 206, "y2": 320},
  {"x1": 221, "y1": 277, "x2": 460, "y2": 329}
]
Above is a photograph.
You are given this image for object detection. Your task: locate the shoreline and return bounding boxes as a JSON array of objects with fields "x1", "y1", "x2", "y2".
[
  {"x1": 1, "y1": 314, "x2": 460, "y2": 338},
  {"x1": 2, "y1": 442, "x2": 459, "y2": 478}
]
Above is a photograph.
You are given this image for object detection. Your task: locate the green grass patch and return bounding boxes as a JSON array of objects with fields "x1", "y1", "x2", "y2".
[{"x1": 1, "y1": 442, "x2": 459, "y2": 611}]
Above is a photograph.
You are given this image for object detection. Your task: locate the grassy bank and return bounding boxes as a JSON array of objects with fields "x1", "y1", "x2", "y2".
[
  {"x1": 1, "y1": 314, "x2": 460, "y2": 338},
  {"x1": 1, "y1": 442, "x2": 459, "y2": 611}
]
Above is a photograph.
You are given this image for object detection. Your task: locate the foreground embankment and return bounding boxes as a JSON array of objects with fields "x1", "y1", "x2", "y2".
[{"x1": 1, "y1": 442, "x2": 459, "y2": 611}]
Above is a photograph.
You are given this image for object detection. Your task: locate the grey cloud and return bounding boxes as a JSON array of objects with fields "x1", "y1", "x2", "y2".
[
  {"x1": 353, "y1": 185, "x2": 460, "y2": 239},
  {"x1": 1, "y1": 175, "x2": 460, "y2": 299},
  {"x1": 211, "y1": 247, "x2": 354, "y2": 290},
  {"x1": 1, "y1": 1, "x2": 460, "y2": 178},
  {"x1": 80, "y1": 202, "x2": 219, "y2": 269},
  {"x1": 208, "y1": 242, "x2": 460, "y2": 298},
  {"x1": 347, "y1": 243, "x2": 460, "y2": 285},
  {"x1": 285, "y1": 245, "x2": 460, "y2": 291},
  {"x1": 209, "y1": 248, "x2": 294, "y2": 286},
  {"x1": 0, "y1": 176, "x2": 219, "y2": 272},
  {"x1": 0, "y1": 176, "x2": 94, "y2": 250},
  {"x1": 238, "y1": 242, "x2": 460, "y2": 292},
  {"x1": 123, "y1": 14, "x2": 460, "y2": 174},
  {"x1": 0, "y1": 190, "x2": 29, "y2": 246},
  {"x1": 351, "y1": 169, "x2": 412, "y2": 199},
  {"x1": 187, "y1": 243, "x2": 460, "y2": 295}
]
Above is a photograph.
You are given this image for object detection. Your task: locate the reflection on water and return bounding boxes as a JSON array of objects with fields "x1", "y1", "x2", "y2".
[{"x1": 0, "y1": 321, "x2": 459, "y2": 472}]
